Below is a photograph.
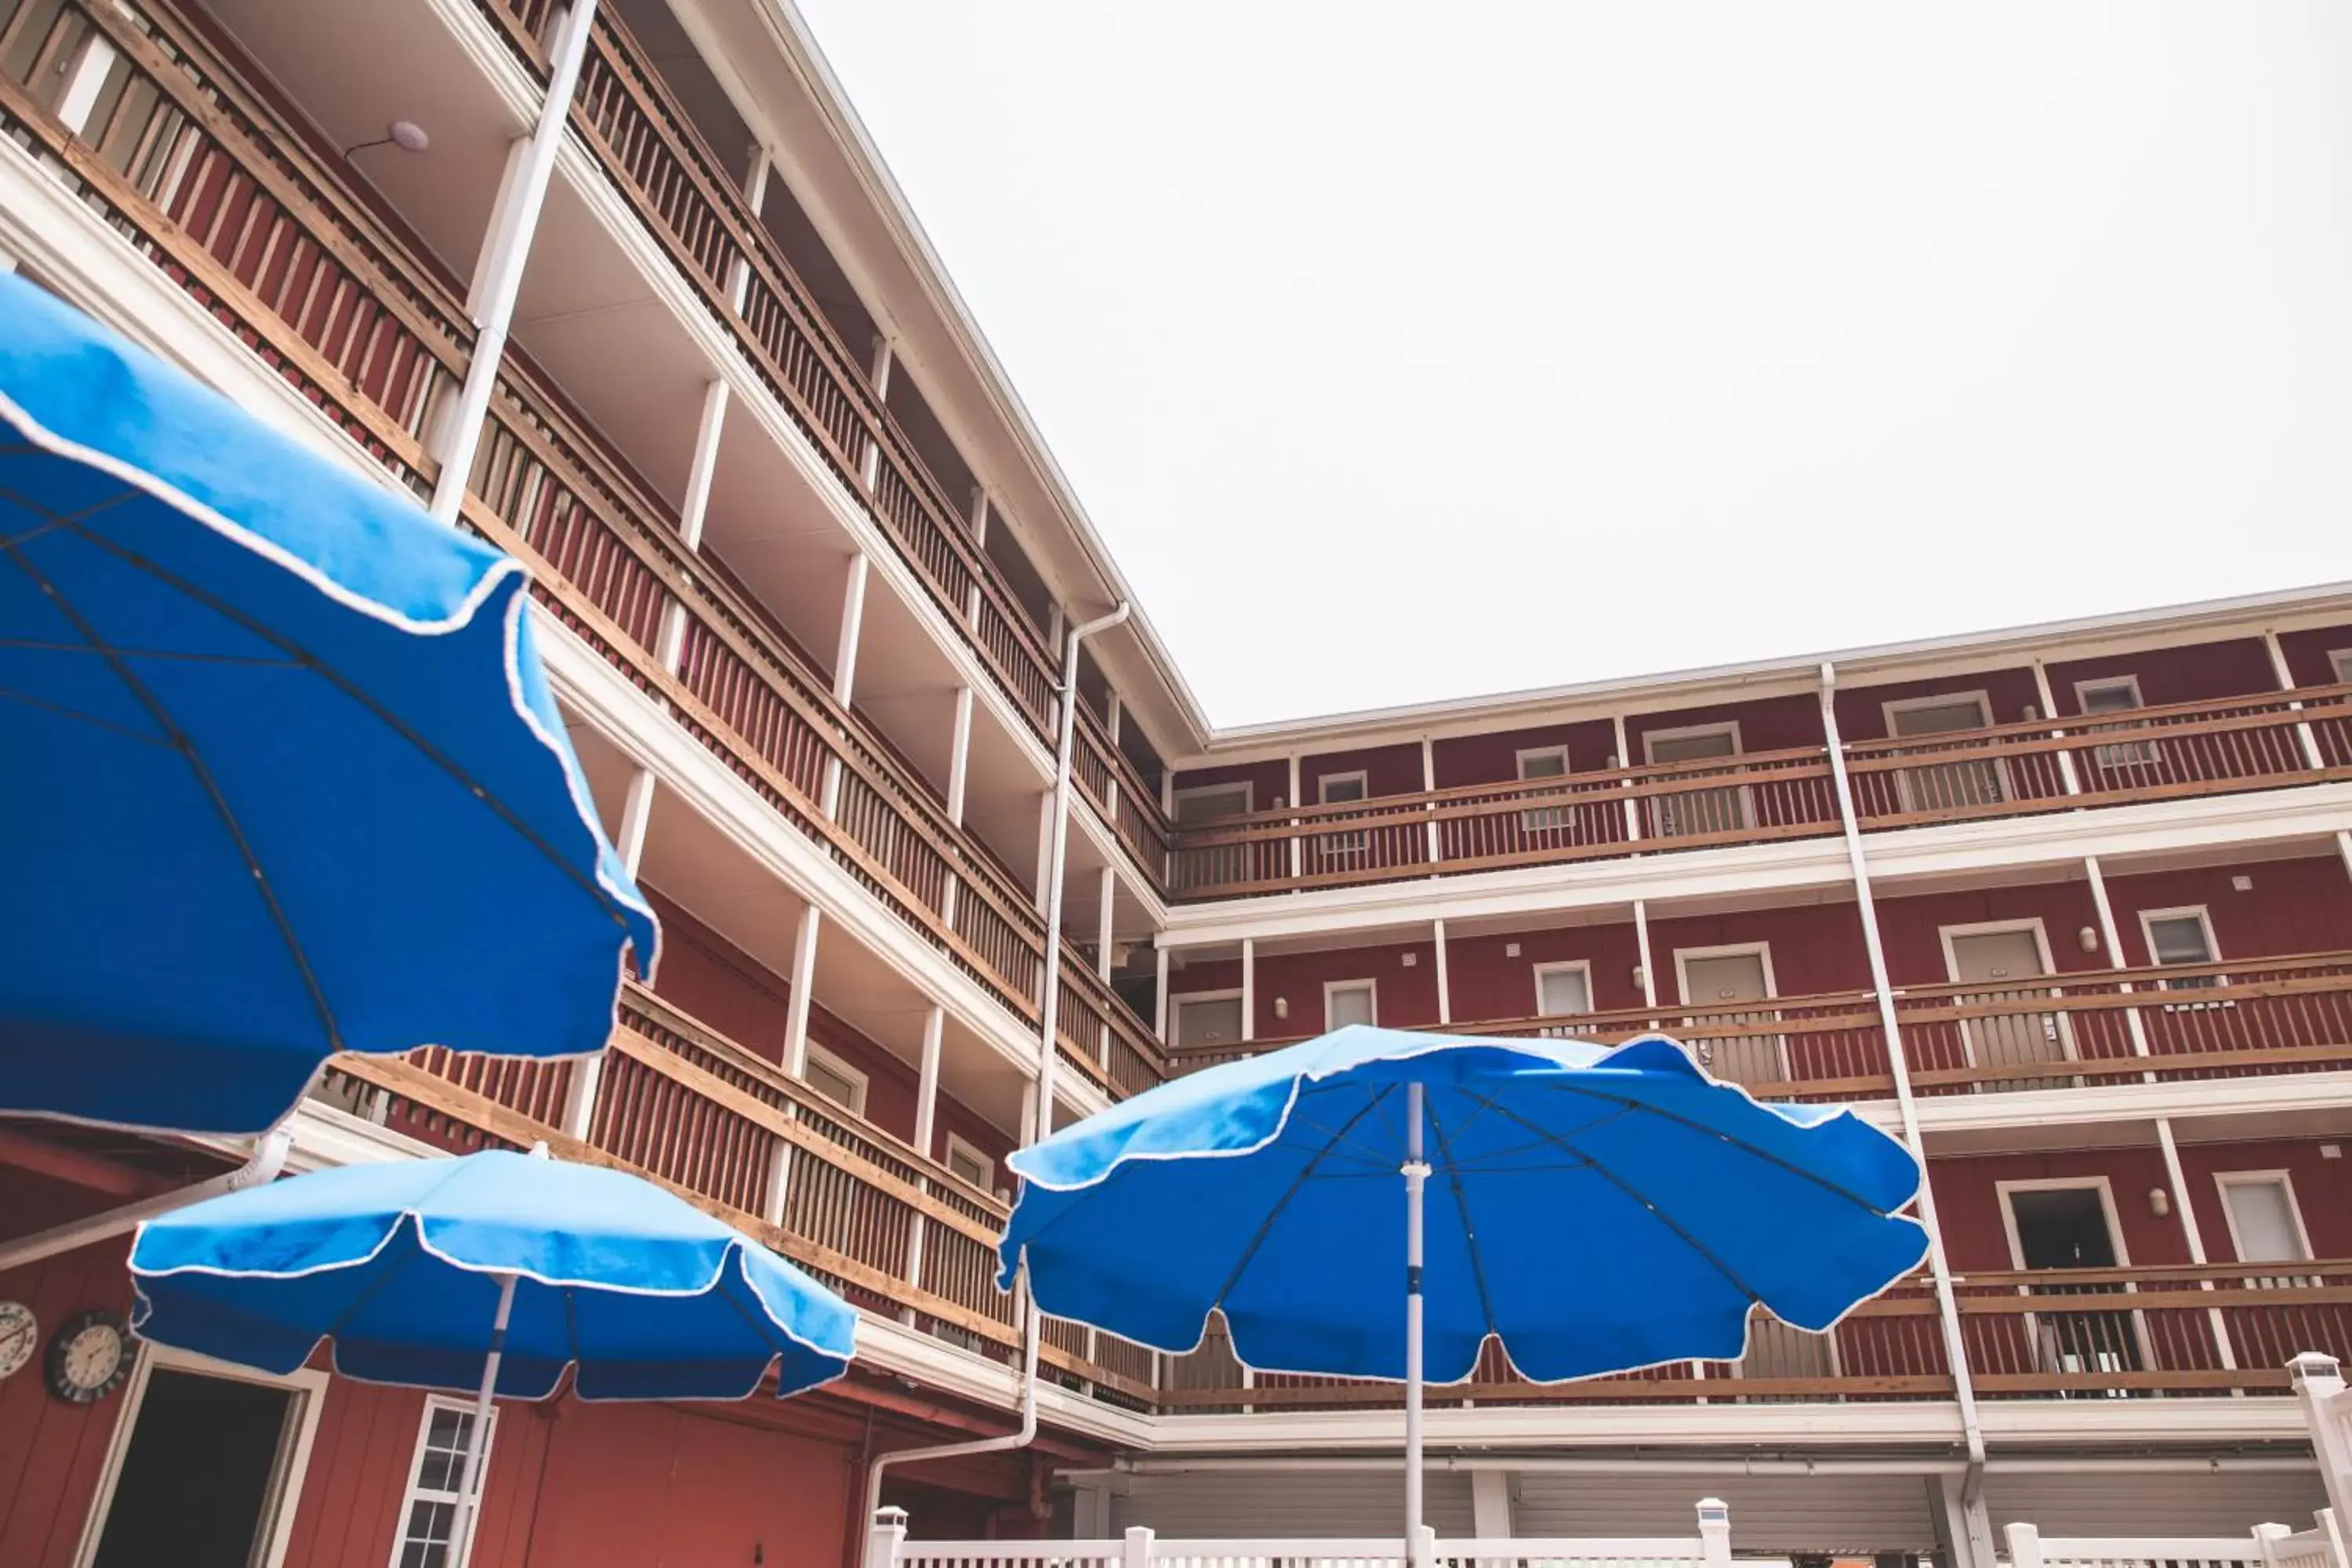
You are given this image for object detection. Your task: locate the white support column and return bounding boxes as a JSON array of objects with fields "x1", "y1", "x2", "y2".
[
  {"x1": 729, "y1": 146, "x2": 771, "y2": 312},
  {"x1": 965, "y1": 491, "x2": 989, "y2": 630},
  {"x1": 2030, "y1": 659, "x2": 2082, "y2": 796},
  {"x1": 1095, "y1": 866, "x2": 1116, "y2": 979},
  {"x1": 1469, "y1": 1470, "x2": 1513, "y2": 1540},
  {"x1": 1154, "y1": 946, "x2": 1171, "y2": 1042},
  {"x1": 860, "y1": 339, "x2": 894, "y2": 490},
  {"x1": 913, "y1": 1005, "x2": 945, "y2": 1157},
  {"x1": 946, "y1": 687, "x2": 976, "y2": 824},
  {"x1": 1613, "y1": 713, "x2": 1642, "y2": 844},
  {"x1": 1422, "y1": 737, "x2": 1441, "y2": 867},
  {"x1": 1433, "y1": 919, "x2": 1452, "y2": 1025},
  {"x1": 654, "y1": 379, "x2": 731, "y2": 673},
  {"x1": 2155, "y1": 1115, "x2": 2238, "y2": 1372},
  {"x1": 52, "y1": 29, "x2": 119, "y2": 136},
  {"x1": 1240, "y1": 938, "x2": 1256, "y2": 1043},
  {"x1": 563, "y1": 765, "x2": 655, "y2": 1139},
  {"x1": 1287, "y1": 754, "x2": 1304, "y2": 882},
  {"x1": 2082, "y1": 855, "x2": 2155, "y2": 1066},
  {"x1": 428, "y1": 0, "x2": 601, "y2": 525},
  {"x1": 1033, "y1": 792, "x2": 1054, "y2": 910},
  {"x1": 865, "y1": 1508, "x2": 908, "y2": 1568},
  {"x1": 833, "y1": 553, "x2": 870, "y2": 705},
  {"x1": 2339, "y1": 829, "x2": 2352, "y2": 886},
  {"x1": 2263, "y1": 628, "x2": 2328, "y2": 769},
  {"x1": 1105, "y1": 693, "x2": 1124, "y2": 824},
  {"x1": 783, "y1": 905, "x2": 821, "y2": 1077},
  {"x1": 1632, "y1": 899, "x2": 1658, "y2": 1011}
]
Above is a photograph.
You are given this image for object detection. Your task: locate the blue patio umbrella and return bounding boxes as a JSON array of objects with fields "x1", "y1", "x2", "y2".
[
  {"x1": 0, "y1": 272, "x2": 656, "y2": 1134},
  {"x1": 131, "y1": 1149, "x2": 858, "y2": 1558},
  {"x1": 997, "y1": 1025, "x2": 1929, "y2": 1544}
]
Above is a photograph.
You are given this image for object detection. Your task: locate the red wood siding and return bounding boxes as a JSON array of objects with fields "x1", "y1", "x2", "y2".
[
  {"x1": 1446, "y1": 923, "x2": 1647, "y2": 1022},
  {"x1": 2278, "y1": 625, "x2": 2352, "y2": 687},
  {"x1": 282, "y1": 1378, "x2": 550, "y2": 1568},
  {"x1": 1300, "y1": 744, "x2": 1425, "y2": 802},
  {"x1": 1173, "y1": 940, "x2": 1443, "y2": 1036},
  {"x1": 1432, "y1": 720, "x2": 1619, "y2": 789},
  {"x1": 2045, "y1": 639, "x2": 2281, "y2": 712},
  {"x1": 1871, "y1": 883, "x2": 2107, "y2": 987},
  {"x1": 1168, "y1": 760, "x2": 1288, "y2": 811},
  {"x1": 1649, "y1": 902, "x2": 1872, "y2": 1000},
  {"x1": 2177, "y1": 1138, "x2": 2352, "y2": 1261},
  {"x1": 2103, "y1": 856, "x2": 2352, "y2": 963},
  {"x1": 1625, "y1": 693, "x2": 1823, "y2": 757},
  {"x1": 0, "y1": 1239, "x2": 138, "y2": 1568},
  {"x1": 1835, "y1": 668, "x2": 2042, "y2": 742},
  {"x1": 1926, "y1": 1147, "x2": 2190, "y2": 1272}
]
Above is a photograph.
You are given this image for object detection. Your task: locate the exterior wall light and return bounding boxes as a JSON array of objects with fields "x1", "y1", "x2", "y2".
[
  {"x1": 2078, "y1": 926, "x2": 2101, "y2": 954},
  {"x1": 2149, "y1": 1188, "x2": 2172, "y2": 1218}
]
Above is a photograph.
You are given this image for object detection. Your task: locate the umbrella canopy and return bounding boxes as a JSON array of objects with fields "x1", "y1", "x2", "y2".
[
  {"x1": 999, "y1": 1025, "x2": 1928, "y2": 1383},
  {"x1": 128, "y1": 1150, "x2": 857, "y2": 1401},
  {"x1": 0, "y1": 273, "x2": 656, "y2": 1134}
]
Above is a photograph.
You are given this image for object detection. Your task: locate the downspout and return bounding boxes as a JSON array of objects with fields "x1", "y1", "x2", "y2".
[
  {"x1": 0, "y1": 1126, "x2": 292, "y2": 1272},
  {"x1": 1816, "y1": 663, "x2": 1993, "y2": 1559},
  {"x1": 856, "y1": 601, "x2": 1130, "y2": 1550},
  {"x1": 426, "y1": 0, "x2": 600, "y2": 525}
]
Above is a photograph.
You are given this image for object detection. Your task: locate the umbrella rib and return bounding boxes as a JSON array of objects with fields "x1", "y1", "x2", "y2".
[
  {"x1": 1526, "y1": 1079, "x2": 1897, "y2": 1216},
  {"x1": 1480, "y1": 1101, "x2": 1763, "y2": 1307},
  {"x1": 56, "y1": 520, "x2": 635, "y2": 935},
  {"x1": 0, "y1": 636, "x2": 303, "y2": 665},
  {"x1": 1424, "y1": 1094, "x2": 1501, "y2": 1352},
  {"x1": 0, "y1": 681, "x2": 178, "y2": 746},
  {"x1": 1208, "y1": 1083, "x2": 1396, "y2": 1314},
  {"x1": 0, "y1": 533, "x2": 345, "y2": 1050}
]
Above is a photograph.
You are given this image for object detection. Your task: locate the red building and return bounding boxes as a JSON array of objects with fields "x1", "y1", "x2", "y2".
[{"x1": 1, "y1": 0, "x2": 2350, "y2": 1563}]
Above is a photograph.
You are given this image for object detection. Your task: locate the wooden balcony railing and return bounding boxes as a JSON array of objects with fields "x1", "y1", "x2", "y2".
[
  {"x1": 1174, "y1": 953, "x2": 2352, "y2": 1102},
  {"x1": 1166, "y1": 690, "x2": 2352, "y2": 902},
  {"x1": 318, "y1": 982, "x2": 1158, "y2": 1407}
]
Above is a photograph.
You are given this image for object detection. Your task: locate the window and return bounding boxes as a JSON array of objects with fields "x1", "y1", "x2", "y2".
[
  {"x1": 1173, "y1": 993, "x2": 1244, "y2": 1048},
  {"x1": 1317, "y1": 771, "x2": 1368, "y2": 856},
  {"x1": 2140, "y1": 906, "x2": 2220, "y2": 991},
  {"x1": 942, "y1": 1133, "x2": 994, "y2": 1192},
  {"x1": 2330, "y1": 648, "x2": 2352, "y2": 686},
  {"x1": 802, "y1": 1044, "x2": 869, "y2": 1117},
  {"x1": 2216, "y1": 1173, "x2": 2311, "y2": 1265},
  {"x1": 393, "y1": 1398, "x2": 495, "y2": 1568},
  {"x1": 1534, "y1": 962, "x2": 1592, "y2": 1018},
  {"x1": 1517, "y1": 746, "x2": 1570, "y2": 831},
  {"x1": 1324, "y1": 980, "x2": 1377, "y2": 1029},
  {"x1": 1173, "y1": 782, "x2": 1252, "y2": 823},
  {"x1": 2076, "y1": 677, "x2": 2158, "y2": 768}
]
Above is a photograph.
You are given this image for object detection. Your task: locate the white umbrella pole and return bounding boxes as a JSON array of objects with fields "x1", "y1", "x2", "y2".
[
  {"x1": 1403, "y1": 1081, "x2": 1428, "y2": 1566},
  {"x1": 449, "y1": 1271, "x2": 517, "y2": 1567}
]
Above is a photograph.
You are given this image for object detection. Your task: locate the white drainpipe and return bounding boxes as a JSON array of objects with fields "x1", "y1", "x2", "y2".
[
  {"x1": 0, "y1": 1126, "x2": 292, "y2": 1272},
  {"x1": 856, "y1": 601, "x2": 1129, "y2": 1545}
]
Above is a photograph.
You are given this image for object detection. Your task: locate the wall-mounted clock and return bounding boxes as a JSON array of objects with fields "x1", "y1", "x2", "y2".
[
  {"x1": 46, "y1": 1310, "x2": 130, "y2": 1405},
  {"x1": 0, "y1": 1301, "x2": 34, "y2": 1381}
]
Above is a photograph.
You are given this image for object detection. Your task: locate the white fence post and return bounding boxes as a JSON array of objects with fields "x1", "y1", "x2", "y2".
[
  {"x1": 1123, "y1": 1526, "x2": 1156, "y2": 1568},
  {"x1": 1413, "y1": 1523, "x2": 1439, "y2": 1568},
  {"x1": 2005, "y1": 1523, "x2": 2045, "y2": 1568},
  {"x1": 2318, "y1": 1508, "x2": 2349, "y2": 1568},
  {"x1": 866, "y1": 1506, "x2": 908, "y2": 1568},
  {"x1": 1697, "y1": 1498, "x2": 1732, "y2": 1568},
  {"x1": 2255, "y1": 1523, "x2": 2293, "y2": 1568},
  {"x1": 2295, "y1": 1352, "x2": 2352, "y2": 1530}
]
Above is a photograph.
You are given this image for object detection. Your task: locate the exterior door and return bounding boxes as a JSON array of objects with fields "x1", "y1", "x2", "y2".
[
  {"x1": 2006, "y1": 1187, "x2": 2142, "y2": 1385},
  {"x1": 1947, "y1": 928, "x2": 2068, "y2": 1091},
  {"x1": 1646, "y1": 729, "x2": 1750, "y2": 838},
  {"x1": 1326, "y1": 982, "x2": 1377, "y2": 1029},
  {"x1": 1734, "y1": 1304, "x2": 1835, "y2": 1399},
  {"x1": 1890, "y1": 697, "x2": 2005, "y2": 811},
  {"x1": 1679, "y1": 950, "x2": 1784, "y2": 1087}
]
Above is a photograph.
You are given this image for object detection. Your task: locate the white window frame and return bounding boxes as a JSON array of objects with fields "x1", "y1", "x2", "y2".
[
  {"x1": 941, "y1": 1131, "x2": 995, "y2": 1192},
  {"x1": 1316, "y1": 770, "x2": 1370, "y2": 857},
  {"x1": 1641, "y1": 721, "x2": 1751, "y2": 836},
  {"x1": 802, "y1": 1041, "x2": 870, "y2": 1118},
  {"x1": 1881, "y1": 688, "x2": 1996, "y2": 739},
  {"x1": 1171, "y1": 780, "x2": 1254, "y2": 822},
  {"x1": 1171, "y1": 989, "x2": 1246, "y2": 1048},
  {"x1": 73, "y1": 1345, "x2": 329, "y2": 1568},
  {"x1": 1515, "y1": 746, "x2": 1571, "y2": 831},
  {"x1": 389, "y1": 1394, "x2": 500, "y2": 1568},
  {"x1": 2138, "y1": 903, "x2": 2220, "y2": 985},
  {"x1": 2328, "y1": 648, "x2": 2352, "y2": 687},
  {"x1": 2073, "y1": 675, "x2": 2159, "y2": 768},
  {"x1": 1996, "y1": 1176, "x2": 2132, "y2": 1269},
  {"x1": 1531, "y1": 960, "x2": 1594, "y2": 1019},
  {"x1": 2213, "y1": 1170, "x2": 2315, "y2": 1265},
  {"x1": 1323, "y1": 978, "x2": 1378, "y2": 1029}
]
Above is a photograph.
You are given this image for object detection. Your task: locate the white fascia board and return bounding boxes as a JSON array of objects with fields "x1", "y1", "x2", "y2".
[
  {"x1": 1915, "y1": 1073, "x2": 2352, "y2": 1139},
  {"x1": 1976, "y1": 1396, "x2": 2304, "y2": 1447},
  {"x1": 1144, "y1": 1398, "x2": 1967, "y2": 1454},
  {"x1": 540, "y1": 133, "x2": 1059, "y2": 790},
  {"x1": 543, "y1": 614, "x2": 1108, "y2": 1120},
  {"x1": 1863, "y1": 782, "x2": 2352, "y2": 885},
  {"x1": 851, "y1": 1316, "x2": 1156, "y2": 1449}
]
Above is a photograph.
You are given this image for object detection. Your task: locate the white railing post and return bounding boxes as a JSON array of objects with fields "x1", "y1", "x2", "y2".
[
  {"x1": 2256, "y1": 1523, "x2": 2294, "y2": 1568},
  {"x1": 2317, "y1": 1507, "x2": 2349, "y2": 1568},
  {"x1": 1122, "y1": 1525, "x2": 1155, "y2": 1568},
  {"x1": 1413, "y1": 1522, "x2": 1438, "y2": 1568},
  {"x1": 2004, "y1": 1523, "x2": 2045, "y2": 1568},
  {"x1": 2294, "y1": 1352, "x2": 2352, "y2": 1527},
  {"x1": 1697, "y1": 1498, "x2": 1732, "y2": 1568},
  {"x1": 865, "y1": 1506, "x2": 908, "y2": 1568}
]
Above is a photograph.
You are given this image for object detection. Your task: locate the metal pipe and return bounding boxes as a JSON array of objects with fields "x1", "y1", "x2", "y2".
[
  {"x1": 1102, "y1": 1454, "x2": 2315, "y2": 1477},
  {"x1": 427, "y1": 0, "x2": 600, "y2": 524},
  {"x1": 0, "y1": 1126, "x2": 292, "y2": 1272},
  {"x1": 448, "y1": 1270, "x2": 518, "y2": 1568},
  {"x1": 860, "y1": 1277, "x2": 1041, "y2": 1530},
  {"x1": 1404, "y1": 1080, "x2": 1428, "y2": 1557}
]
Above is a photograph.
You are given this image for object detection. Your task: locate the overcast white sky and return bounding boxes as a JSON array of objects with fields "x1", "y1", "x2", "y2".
[{"x1": 792, "y1": 2, "x2": 2352, "y2": 727}]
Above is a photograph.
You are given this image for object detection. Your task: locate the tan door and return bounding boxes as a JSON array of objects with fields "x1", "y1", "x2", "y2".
[
  {"x1": 1890, "y1": 697, "x2": 2005, "y2": 811},
  {"x1": 1679, "y1": 951, "x2": 1784, "y2": 1088},
  {"x1": 1733, "y1": 1304, "x2": 1835, "y2": 1400},
  {"x1": 1646, "y1": 729, "x2": 1750, "y2": 838},
  {"x1": 1948, "y1": 929, "x2": 2067, "y2": 1090}
]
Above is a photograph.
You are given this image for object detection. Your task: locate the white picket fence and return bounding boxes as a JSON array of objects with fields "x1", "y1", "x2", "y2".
[
  {"x1": 2005, "y1": 1512, "x2": 2346, "y2": 1568},
  {"x1": 869, "y1": 1500, "x2": 1736, "y2": 1568}
]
